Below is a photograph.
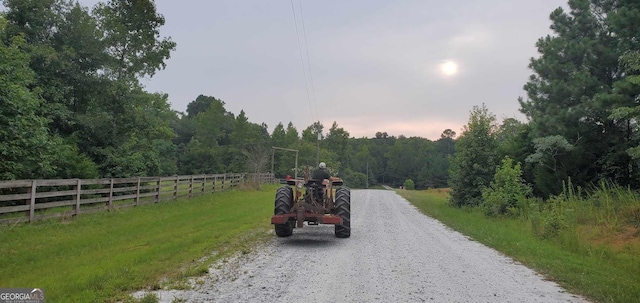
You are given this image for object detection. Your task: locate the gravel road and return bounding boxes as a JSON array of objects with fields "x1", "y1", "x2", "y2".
[{"x1": 138, "y1": 189, "x2": 588, "y2": 303}]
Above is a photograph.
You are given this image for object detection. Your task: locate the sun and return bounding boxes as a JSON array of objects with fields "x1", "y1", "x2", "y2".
[{"x1": 439, "y1": 60, "x2": 459, "y2": 77}]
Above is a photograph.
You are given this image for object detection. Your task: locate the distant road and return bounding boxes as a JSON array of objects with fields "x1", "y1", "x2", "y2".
[{"x1": 139, "y1": 190, "x2": 588, "y2": 303}]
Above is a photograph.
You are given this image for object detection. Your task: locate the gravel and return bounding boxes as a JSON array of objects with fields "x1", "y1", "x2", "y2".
[{"x1": 135, "y1": 189, "x2": 588, "y2": 303}]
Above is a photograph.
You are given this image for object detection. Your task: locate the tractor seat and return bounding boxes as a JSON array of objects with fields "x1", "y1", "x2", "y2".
[{"x1": 305, "y1": 179, "x2": 326, "y2": 187}]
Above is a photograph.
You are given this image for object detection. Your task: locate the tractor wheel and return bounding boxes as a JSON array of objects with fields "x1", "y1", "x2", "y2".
[
  {"x1": 274, "y1": 186, "x2": 294, "y2": 237},
  {"x1": 334, "y1": 187, "x2": 351, "y2": 238}
]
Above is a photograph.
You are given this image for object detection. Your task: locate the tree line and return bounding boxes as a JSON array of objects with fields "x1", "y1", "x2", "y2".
[{"x1": 163, "y1": 93, "x2": 456, "y2": 189}]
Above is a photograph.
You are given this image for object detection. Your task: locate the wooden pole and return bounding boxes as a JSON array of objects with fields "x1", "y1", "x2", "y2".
[
  {"x1": 271, "y1": 147, "x2": 275, "y2": 175},
  {"x1": 173, "y1": 175, "x2": 178, "y2": 200},
  {"x1": 28, "y1": 180, "x2": 36, "y2": 223},
  {"x1": 202, "y1": 175, "x2": 207, "y2": 194},
  {"x1": 135, "y1": 177, "x2": 140, "y2": 206},
  {"x1": 108, "y1": 179, "x2": 114, "y2": 210},
  {"x1": 75, "y1": 179, "x2": 81, "y2": 217},
  {"x1": 155, "y1": 177, "x2": 161, "y2": 203}
]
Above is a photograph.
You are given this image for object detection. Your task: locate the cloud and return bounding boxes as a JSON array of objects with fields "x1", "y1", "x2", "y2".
[{"x1": 448, "y1": 27, "x2": 495, "y2": 50}]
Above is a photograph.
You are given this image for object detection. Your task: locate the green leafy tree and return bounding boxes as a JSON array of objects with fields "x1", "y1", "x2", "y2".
[
  {"x1": 271, "y1": 123, "x2": 287, "y2": 147},
  {"x1": 482, "y1": 157, "x2": 532, "y2": 216},
  {"x1": 301, "y1": 121, "x2": 323, "y2": 143},
  {"x1": 525, "y1": 135, "x2": 574, "y2": 196},
  {"x1": 403, "y1": 179, "x2": 415, "y2": 190},
  {"x1": 370, "y1": 131, "x2": 396, "y2": 184},
  {"x1": 2, "y1": 0, "x2": 83, "y2": 135},
  {"x1": 2, "y1": 0, "x2": 178, "y2": 179},
  {"x1": 270, "y1": 122, "x2": 289, "y2": 177},
  {"x1": 225, "y1": 111, "x2": 270, "y2": 172},
  {"x1": 449, "y1": 104, "x2": 498, "y2": 207},
  {"x1": 93, "y1": 0, "x2": 176, "y2": 80},
  {"x1": 609, "y1": 51, "x2": 640, "y2": 160},
  {"x1": 178, "y1": 97, "x2": 233, "y2": 173},
  {"x1": 439, "y1": 129, "x2": 456, "y2": 154},
  {"x1": 340, "y1": 169, "x2": 367, "y2": 188},
  {"x1": 186, "y1": 95, "x2": 219, "y2": 118},
  {"x1": 325, "y1": 121, "x2": 351, "y2": 166},
  {"x1": 153, "y1": 139, "x2": 177, "y2": 176},
  {"x1": 350, "y1": 142, "x2": 376, "y2": 187},
  {"x1": 0, "y1": 25, "x2": 55, "y2": 179},
  {"x1": 285, "y1": 122, "x2": 299, "y2": 145},
  {"x1": 495, "y1": 119, "x2": 530, "y2": 168},
  {"x1": 520, "y1": 0, "x2": 640, "y2": 191}
]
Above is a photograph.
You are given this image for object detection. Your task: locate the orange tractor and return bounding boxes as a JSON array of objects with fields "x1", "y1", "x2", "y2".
[{"x1": 271, "y1": 177, "x2": 351, "y2": 238}]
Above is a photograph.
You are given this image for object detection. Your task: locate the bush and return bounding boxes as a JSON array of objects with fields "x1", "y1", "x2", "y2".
[
  {"x1": 341, "y1": 169, "x2": 367, "y2": 188},
  {"x1": 531, "y1": 195, "x2": 571, "y2": 239},
  {"x1": 482, "y1": 157, "x2": 532, "y2": 216},
  {"x1": 403, "y1": 179, "x2": 415, "y2": 190}
]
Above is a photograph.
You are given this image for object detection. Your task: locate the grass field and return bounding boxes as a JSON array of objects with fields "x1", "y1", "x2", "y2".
[
  {"x1": 398, "y1": 188, "x2": 640, "y2": 303},
  {"x1": 0, "y1": 184, "x2": 278, "y2": 302}
]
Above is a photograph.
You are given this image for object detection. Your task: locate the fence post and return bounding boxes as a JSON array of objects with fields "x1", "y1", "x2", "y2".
[
  {"x1": 108, "y1": 179, "x2": 114, "y2": 210},
  {"x1": 155, "y1": 177, "x2": 161, "y2": 203},
  {"x1": 27, "y1": 180, "x2": 37, "y2": 223},
  {"x1": 75, "y1": 179, "x2": 81, "y2": 217},
  {"x1": 189, "y1": 175, "x2": 194, "y2": 198},
  {"x1": 213, "y1": 175, "x2": 218, "y2": 192},
  {"x1": 173, "y1": 175, "x2": 178, "y2": 200},
  {"x1": 202, "y1": 175, "x2": 207, "y2": 194},
  {"x1": 135, "y1": 177, "x2": 141, "y2": 206}
]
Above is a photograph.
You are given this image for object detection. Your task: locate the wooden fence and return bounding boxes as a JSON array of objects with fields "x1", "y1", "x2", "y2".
[{"x1": 0, "y1": 173, "x2": 275, "y2": 224}]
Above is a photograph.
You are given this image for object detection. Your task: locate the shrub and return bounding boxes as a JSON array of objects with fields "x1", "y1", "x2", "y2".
[
  {"x1": 482, "y1": 157, "x2": 532, "y2": 216},
  {"x1": 403, "y1": 179, "x2": 415, "y2": 190}
]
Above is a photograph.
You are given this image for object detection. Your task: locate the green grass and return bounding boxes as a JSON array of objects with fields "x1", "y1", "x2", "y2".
[
  {"x1": 398, "y1": 189, "x2": 640, "y2": 303},
  {"x1": 0, "y1": 184, "x2": 278, "y2": 302}
]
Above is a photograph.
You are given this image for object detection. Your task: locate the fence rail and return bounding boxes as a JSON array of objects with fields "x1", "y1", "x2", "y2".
[{"x1": 0, "y1": 173, "x2": 275, "y2": 224}]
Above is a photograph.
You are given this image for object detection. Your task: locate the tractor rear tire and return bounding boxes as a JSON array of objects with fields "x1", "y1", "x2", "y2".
[
  {"x1": 274, "y1": 186, "x2": 294, "y2": 237},
  {"x1": 334, "y1": 187, "x2": 351, "y2": 238}
]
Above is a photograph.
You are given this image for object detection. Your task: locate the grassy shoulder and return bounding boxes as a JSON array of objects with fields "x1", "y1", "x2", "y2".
[
  {"x1": 0, "y1": 184, "x2": 279, "y2": 302},
  {"x1": 398, "y1": 189, "x2": 640, "y2": 303}
]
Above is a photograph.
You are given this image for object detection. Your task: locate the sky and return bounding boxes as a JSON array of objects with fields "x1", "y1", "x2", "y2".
[{"x1": 76, "y1": 0, "x2": 568, "y2": 140}]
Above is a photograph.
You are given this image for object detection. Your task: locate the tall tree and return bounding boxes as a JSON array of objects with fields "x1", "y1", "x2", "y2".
[
  {"x1": 301, "y1": 121, "x2": 323, "y2": 143},
  {"x1": 609, "y1": 51, "x2": 640, "y2": 160},
  {"x1": 0, "y1": 22, "x2": 55, "y2": 179},
  {"x1": 93, "y1": 0, "x2": 175, "y2": 80},
  {"x1": 325, "y1": 121, "x2": 351, "y2": 167},
  {"x1": 449, "y1": 104, "x2": 498, "y2": 207},
  {"x1": 519, "y1": 0, "x2": 640, "y2": 193},
  {"x1": 186, "y1": 95, "x2": 220, "y2": 118},
  {"x1": 285, "y1": 122, "x2": 299, "y2": 146}
]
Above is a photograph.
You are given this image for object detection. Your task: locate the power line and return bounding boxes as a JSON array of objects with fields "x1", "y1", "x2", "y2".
[
  {"x1": 297, "y1": 0, "x2": 320, "y2": 122},
  {"x1": 290, "y1": 0, "x2": 317, "y2": 123}
]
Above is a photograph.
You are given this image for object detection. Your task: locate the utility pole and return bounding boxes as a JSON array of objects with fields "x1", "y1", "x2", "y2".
[
  {"x1": 366, "y1": 161, "x2": 369, "y2": 189},
  {"x1": 316, "y1": 130, "x2": 321, "y2": 166}
]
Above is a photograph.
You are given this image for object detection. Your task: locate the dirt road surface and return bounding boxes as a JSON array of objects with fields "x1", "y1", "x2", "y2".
[{"x1": 138, "y1": 189, "x2": 588, "y2": 303}]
